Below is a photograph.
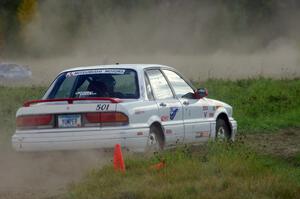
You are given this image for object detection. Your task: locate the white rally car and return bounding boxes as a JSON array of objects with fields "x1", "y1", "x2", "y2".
[{"x1": 12, "y1": 64, "x2": 237, "y2": 152}]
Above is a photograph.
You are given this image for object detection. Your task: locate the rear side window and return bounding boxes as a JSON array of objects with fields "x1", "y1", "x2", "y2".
[
  {"x1": 146, "y1": 69, "x2": 174, "y2": 100},
  {"x1": 44, "y1": 69, "x2": 139, "y2": 99}
]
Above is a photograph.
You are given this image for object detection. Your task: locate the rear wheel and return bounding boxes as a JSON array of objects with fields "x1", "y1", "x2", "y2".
[
  {"x1": 146, "y1": 125, "x2": 164, "y2": 152},
  {"x1": 216, "y1": 119, "x2": 231, "y2": 141}
]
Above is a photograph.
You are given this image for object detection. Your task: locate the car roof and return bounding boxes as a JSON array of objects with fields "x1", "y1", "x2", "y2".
[{"x1": 60, "y1": 64, "x2": 174, "y2": 74}]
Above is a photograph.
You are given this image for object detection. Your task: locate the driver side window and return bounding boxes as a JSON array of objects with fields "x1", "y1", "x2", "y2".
[{"x1": 163, "y1": 70, "x2": 195, "y2": 99}]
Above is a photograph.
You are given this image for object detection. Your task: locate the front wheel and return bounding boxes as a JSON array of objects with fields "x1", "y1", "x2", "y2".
[{"x1": 216, "y1": 119, "x2": 231, "y2": 141}]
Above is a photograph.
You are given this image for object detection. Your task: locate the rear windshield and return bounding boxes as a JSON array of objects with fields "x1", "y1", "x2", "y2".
[{"x1": 44, "y1": 69, "x2": 139, "y2": 99}]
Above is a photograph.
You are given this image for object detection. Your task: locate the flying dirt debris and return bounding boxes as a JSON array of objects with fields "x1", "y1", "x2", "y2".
[{"x1": 0, "y1": 63, "x2": 32, "y2": 81}]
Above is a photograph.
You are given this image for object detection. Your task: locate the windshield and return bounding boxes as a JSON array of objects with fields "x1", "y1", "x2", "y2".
[{"x1": 44, "y1": 69, "x2": 139, "y2": 99}]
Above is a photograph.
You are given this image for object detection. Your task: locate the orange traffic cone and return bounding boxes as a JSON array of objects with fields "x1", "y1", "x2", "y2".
[
  {"x1": 113, "y1": 144, "x2": 125, "y2": 173},
  {"x1": 149, "y1": 160, "x2": 166, "y2": 170}
]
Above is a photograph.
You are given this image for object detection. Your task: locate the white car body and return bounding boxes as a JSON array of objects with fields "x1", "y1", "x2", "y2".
[{"x1": 12, "y1": 64, "x2": 237, "y2": 152}]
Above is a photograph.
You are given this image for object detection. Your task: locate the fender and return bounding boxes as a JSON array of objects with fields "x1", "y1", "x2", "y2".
[
  {"x1": 147, "y1": 115, "x2": 163, "y2": 129},
  {"x1": 213, "y1": 106, "x2": 229, "y2": 120}
]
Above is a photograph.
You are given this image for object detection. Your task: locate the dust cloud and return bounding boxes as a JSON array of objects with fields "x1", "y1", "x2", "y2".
[
  {"x1": 1, "y1": 0, "x2": 299, "y2": 84},
  {"x1": 11, "y1": 46, "x2": 300, "y2": 85},
  {"x1": 0, "y1": 150, "x2": 111, "y2": 198}
]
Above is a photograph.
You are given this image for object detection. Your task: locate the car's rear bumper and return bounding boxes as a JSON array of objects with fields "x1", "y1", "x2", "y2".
[{"x1": 12, "y1": 127, "x2": 149, "y2": 152}]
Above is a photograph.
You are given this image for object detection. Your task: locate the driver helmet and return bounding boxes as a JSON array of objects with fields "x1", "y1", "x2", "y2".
[{"x1": 97, "y1": 75, "x2": 116, "y2": 93}]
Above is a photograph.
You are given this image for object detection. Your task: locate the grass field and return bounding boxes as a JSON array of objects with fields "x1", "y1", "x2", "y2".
[
  {"x1": 0, "y1": 78, "x2": 300, "y2": 198},
  {"x1": 0, "y1": 86, "x2": 45, "y2": 149},
  {"x1": 68, "y1": 143, "x2": 300, "y2": 199},
  {"x1": 198, "y1": 78, "x2": 300, "y2": 133}
]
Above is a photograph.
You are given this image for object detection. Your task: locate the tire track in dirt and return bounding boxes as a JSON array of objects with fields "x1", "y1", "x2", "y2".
[{"x1": 243, "y1": 128, "x2": 300, "y2": 165}]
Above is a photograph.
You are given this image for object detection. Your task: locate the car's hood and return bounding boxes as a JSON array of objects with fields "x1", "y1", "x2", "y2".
[
  {"x1": 204, "y1": 98, "x2": 233, "y2": 117},
  {"x1": 205, "y1": 98, "x2": 230, "y2": 108}
]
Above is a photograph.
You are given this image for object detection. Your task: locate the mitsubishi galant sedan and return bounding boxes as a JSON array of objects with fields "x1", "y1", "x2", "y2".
[{"x1": 12, "y1": 64, "x2": 237, "y2": 152}]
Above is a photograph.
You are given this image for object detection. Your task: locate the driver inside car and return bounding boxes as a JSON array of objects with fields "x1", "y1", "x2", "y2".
[
  {"x1": 100, "y1": 75, "x2": 125, "y2": 98},
  {"x1": 87, "y1": 80, "x2": 110, "y2": 97},
  {"x1": 101, "y1": 75, "x2": 116, "y2": 96}
]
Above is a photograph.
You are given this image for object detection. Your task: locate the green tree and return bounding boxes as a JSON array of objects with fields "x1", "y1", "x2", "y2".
[
  {"x1": 0, "y1": 0, "x2": 22, "y2": 56},
  {"x1": 17, "y1": 0, "x2": 37, "y2": 27}
]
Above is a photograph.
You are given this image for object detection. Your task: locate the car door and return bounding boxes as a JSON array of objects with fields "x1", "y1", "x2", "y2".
[
  {"x1": 145, "y1": 69, "x2": 184, "y2": 146},
  {"x1": 162, "y1": 69, "x2": 211, "y2": 143}
]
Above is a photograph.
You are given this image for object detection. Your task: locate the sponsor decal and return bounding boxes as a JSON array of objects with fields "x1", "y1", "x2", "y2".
[
  {"x1": 165, "y1": 129, "x2": 173, "y2": 134},
  {"x1": 161, "y1": 115, "x2": 169, "y2": 121},
  {"x1": 66, "y1": 69, "x2": 125, "y2": 77},
  {"x1": 204, "y1": 112, "x2": 207, "y2": 118},
  {"x1": 75, "y1": 91, "x2": 96, "y2": 97},
  {"x1": 203, "y1": 106, "x2": 209, "y2": 111},
  {"x1": 209, "y1": 112, "x2": 214, "y2": 118},
  {"x1": 195, "y1": 131, "x2": 210, "y2": 138},
  {"x1": 96, "y1": 104, "x2": 110, "y2": 111},
  {"x1": 134, "y1": 110, "x2": 145, "y2": 115},
  {"x1": 137, "y1": 132, "x2": 144, "y2": 136},
  {"x1": 170, "y1": 107, "x2": 179, "y2": 120}
]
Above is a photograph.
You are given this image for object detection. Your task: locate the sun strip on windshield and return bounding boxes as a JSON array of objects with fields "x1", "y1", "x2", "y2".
[{"x1": 66, "y1": 69, "x2": 126, "y2": 77}]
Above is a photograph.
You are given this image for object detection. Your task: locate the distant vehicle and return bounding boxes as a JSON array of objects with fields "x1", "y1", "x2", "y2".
[
  {"x1": 0, "y1": 63, "x2": 32, "y2": 80},
  {"x1": 12, "y1": 64, "x2": 237, "y2": 152}
]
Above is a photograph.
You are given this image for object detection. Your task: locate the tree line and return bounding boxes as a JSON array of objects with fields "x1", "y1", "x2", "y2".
[{"x1": 0, "y1": 0, "x2": 299, "y2": 58}]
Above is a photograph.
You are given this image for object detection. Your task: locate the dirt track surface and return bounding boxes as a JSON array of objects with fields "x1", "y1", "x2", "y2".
[
  {"x1": 244, "y1": 128, "x2": 300, "y2": 163},
  {"x1": 0, "y1": 150, "x2": 112, "y2": 199}
]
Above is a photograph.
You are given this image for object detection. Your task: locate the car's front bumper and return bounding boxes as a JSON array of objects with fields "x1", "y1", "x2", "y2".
[
  {"x1": 229, "y1": 118, "x2": 238, "y2": 141},
  {"x1": 12, "y1": 127, "x2": 149, "y2": 152}
]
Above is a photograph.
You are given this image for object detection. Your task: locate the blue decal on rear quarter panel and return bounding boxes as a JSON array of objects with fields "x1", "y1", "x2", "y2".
[{"x1": 170, "y1": 107, "x2": 179, "y2": 120}]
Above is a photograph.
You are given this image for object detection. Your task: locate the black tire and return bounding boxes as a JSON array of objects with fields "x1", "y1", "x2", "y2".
[
  {"x1": 216, "y1": 119, "x2": 231, "y2": 141},
  {"x1": 146, "y1": 125, "x2": 165, "y2": 152}
]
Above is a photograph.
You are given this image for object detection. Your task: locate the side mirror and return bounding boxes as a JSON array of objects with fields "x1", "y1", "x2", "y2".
[{"x1": 195, "y1": 88, "x2": 208, "y2": 99}]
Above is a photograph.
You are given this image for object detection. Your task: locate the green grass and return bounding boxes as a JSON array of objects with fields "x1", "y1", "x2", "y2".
[
  {"x1": 68, "y1": 143, "x2": 300, "y2": 199},
  {"x1": 0, "y1": 86, "x2": 46, "y2": 148},
  {"x1": 197, "y1": 78, "x2": 300, "y2": 133}
]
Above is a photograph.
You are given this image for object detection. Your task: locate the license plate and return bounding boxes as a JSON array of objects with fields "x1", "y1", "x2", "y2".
[{"x1": 58, "y1": 114, "x2": 81, "y2": 128}]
